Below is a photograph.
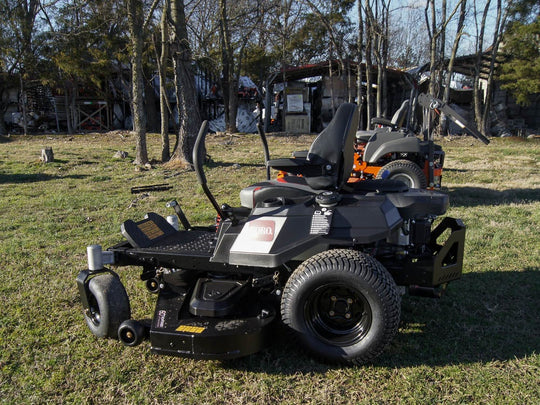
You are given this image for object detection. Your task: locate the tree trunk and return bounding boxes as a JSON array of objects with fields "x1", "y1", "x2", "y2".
[
  {"x1": 426, "y1": 0, "x2": 438, "y2": 97},
  {"x1": 63, "y1": 84, "x2": 73, "y2": 134},
  {"x1": 381, "y1": 1, "x2": 390, "y2": 117},
  {"x1": 170, "y1": 0, "x2": 201, "y2": 164},
  {"x1": 228, "y1": 77, "x2": 239, "y2": 132},
  {"x1": 127, "y1": 0, "x2": 148, "y2": 165},
  {"x1": 219, "y1": 0, "x2": 237, "y2": 133},
  {"x1": 481, "y1": 0, "x2": 507, "y2": 136},
  {"x1": 40, "y1": 147, "x2": 54, "y2": 163},
  {"x1": 144, "y1": 75, "x2": 160, "y2": 133},
  {"x1": 356, "y1": 0, "x2": 364, "y2": 130},
  {"x1": 441, "y1": 0, "x2": 466, "y2": 136},
  {"x1": 159, "y1": 1, "x2": 170, "y2": 162},
  {"x1": 364, "y1": 0, "x2": 373, "y2": 130},
  {"x1": 473, "y1": 0, "x2": 491, "y2": 132},
  {"x1": 19, "y1": 74, "x2": 28, "y2": 135}
]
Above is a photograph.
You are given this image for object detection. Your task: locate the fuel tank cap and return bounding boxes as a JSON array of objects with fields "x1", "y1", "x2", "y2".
[{"x1": 315, "y1": 191, "x2": 341, "y2": 207}]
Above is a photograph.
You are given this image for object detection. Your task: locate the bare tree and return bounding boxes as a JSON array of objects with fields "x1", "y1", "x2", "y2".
[
  {"x1": 441, "y1": 0, "x2": 467, "y2": 135},
  {"x1": 362, "y1": 0, "x2": 393, "y2": 125},
  {"x1": 127, "y1": 0, "x2": 148, "y2": 165},
  {"x1": 1, "y1": 0, "x2": 43, "y2": 135},
  {"x1": 218, "y1": 0, "x2": 270, "y2": 133},
  {"x1": 169, "y1": 0, "x2": 201, "y2": 164},
  {"x1": 155, "y1": 0, "x2": 171, "y2": 162},
  {"x1": 471, "y1": 0, "x2": 510, "y2": 135},
  {"x1": 480, "y1": 0, "x2": 510, "y2": 134},
  {"x1": 356, "y1": 0, "x2": 365, "y2": 129}
]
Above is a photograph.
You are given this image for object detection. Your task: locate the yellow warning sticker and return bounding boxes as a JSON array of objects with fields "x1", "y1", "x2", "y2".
[
  {"x1": 138, "y1": 220, "x2": 164, "y2": 240},
  {"x1": 176, "y1": 325, "x2": 206, "y2": 334}
]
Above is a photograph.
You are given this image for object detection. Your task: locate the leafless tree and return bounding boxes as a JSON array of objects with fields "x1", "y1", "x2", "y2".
[
  {"x1": 441, "y1": 0, "x2": 467, "y2": 135},
  {"x1": 472, "y1": 0, "x2": 510, "y2": 135},
  {"x1": 127, "y1": 0, "x2": 148, "y2": 165},
  {"x1": 169, "y1": 0, "x2": 201, "y2": 164}
]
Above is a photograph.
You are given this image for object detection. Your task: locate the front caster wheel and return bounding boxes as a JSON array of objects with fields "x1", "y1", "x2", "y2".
[
  {"x1": 84, "y1": 272, "x2": 131, "y2": 339},
  {"x1": 118, "y1": 320, "x2": 147, "y2": 346},
  {"x1": 281, "y1": 249, "x2": 401, "y2": 365}
]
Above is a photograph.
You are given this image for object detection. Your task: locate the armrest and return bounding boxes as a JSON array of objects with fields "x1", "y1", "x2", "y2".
[
  {"x1": 292, "y1": 150, "x2": 308, "y2": 158},
  {"x1": 370, "y1": 117, "x2": 394, "y2": 128},
  {"x1": 267, "y1": 158, "x2": 324, "y2": 176}
]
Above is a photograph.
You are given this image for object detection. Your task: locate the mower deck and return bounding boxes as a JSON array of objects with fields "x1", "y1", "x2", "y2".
[{"x1": 149, "y1": 286, "x2": 275, "y2": 360}]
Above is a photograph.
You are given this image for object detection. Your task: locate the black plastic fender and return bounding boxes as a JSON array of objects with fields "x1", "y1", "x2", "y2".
[
  {"x1": 364, "y1": 135, "x2": 421, "y2": 163},
  {"x1": 220, "y1": 195, "x2": 403, "y2": 268}
]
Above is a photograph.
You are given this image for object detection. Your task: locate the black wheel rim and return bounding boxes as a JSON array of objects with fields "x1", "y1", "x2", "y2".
[
  {"x1": 304, "y1": 283, "x2": 372, "y2": 346},
  {"x1": 87, "y1": 294, "x2": 101, "y2": 326}
]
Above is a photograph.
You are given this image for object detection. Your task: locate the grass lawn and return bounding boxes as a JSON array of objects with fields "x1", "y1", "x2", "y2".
[{"x1": 0, "y1": 131, "x2": 539, "y2": 404}]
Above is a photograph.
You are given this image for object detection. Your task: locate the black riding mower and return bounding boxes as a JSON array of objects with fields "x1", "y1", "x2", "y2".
[
  {"x1": 350, "y1": 93, "x2": 490, "y2": 189},
  {"x1": 284, "y1": 93, "x2": 489, "y2": 190},
  {"x1": 77, "y1": 103, "x2": 467, "y2": 365}
]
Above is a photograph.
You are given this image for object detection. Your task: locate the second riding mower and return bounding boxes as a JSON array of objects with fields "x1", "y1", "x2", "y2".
[
  {"x1": 350, "y1": 93, "x2": 490, "y2": 188},
  {"x1": 284, "y1": 93, "x2": 490, "y2": 189},
  {"x1": 77, "y1": 102, "x2": 467, "y2": 365}
]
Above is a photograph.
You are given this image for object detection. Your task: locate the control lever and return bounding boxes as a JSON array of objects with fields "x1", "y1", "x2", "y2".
[{"x1": 166, "y1": 200, "x2": 191, "y2": 230}]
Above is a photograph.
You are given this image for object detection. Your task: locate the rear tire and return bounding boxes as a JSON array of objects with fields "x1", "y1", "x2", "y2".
[
  {"x1": 376, "y1": 159, "x2": 427, "y2": 189},
  {"x1": 84, "y1": 273, "x2": 131, "y2": 339},
  {"x1": 281, "y1": 249, "x2": 401, "y2": 365}
]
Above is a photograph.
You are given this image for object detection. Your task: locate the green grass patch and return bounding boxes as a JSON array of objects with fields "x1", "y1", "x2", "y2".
[{"x1": 0, "y1": 133, "x2": 539, "y2": 403}]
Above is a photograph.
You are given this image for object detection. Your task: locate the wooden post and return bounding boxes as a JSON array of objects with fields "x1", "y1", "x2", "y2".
[{"x1": 41, "y1": 147, "x2": 54, "y2": 163}]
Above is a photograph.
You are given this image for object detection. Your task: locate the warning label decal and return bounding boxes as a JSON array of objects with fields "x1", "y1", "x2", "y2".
[
  {"x1": 176, "y1": 325, "x2": 206, "y2": 334},
  {"x1": 310, "y1": 208, "x2": 333, "y2": 235}
]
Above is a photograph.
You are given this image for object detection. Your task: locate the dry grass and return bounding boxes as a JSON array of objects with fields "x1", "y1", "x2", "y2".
[{"x1": 0, "y1": 132, "x2": 539, "y2": 404}]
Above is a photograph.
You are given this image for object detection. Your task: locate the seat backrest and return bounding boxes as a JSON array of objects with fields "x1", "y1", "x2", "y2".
[
  {"x1": 390, "y1": 99, "x2": 410, "y2": 128},
  {"x1": 305, "y1": 102, "x2": 359, "y2": 190}
]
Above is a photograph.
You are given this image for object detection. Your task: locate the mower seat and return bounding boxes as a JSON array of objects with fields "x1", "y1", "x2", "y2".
[
  {"x1": 241, "y1": 103, "x2": 359, "y2": 209},
  {"x1": 356, "y1": 99, "x2": 411, "y2": 142},
  {"x1": 371, "y1": 99, "x2": 410, "y2": 129},
  {"x1": 266, "y1": 103, "x2": 360, "y2": 190}
]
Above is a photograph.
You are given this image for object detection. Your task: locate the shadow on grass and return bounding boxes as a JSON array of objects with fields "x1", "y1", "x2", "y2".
[
  {"x1": 0, "y1": 173, "x2": 89, "y2": 184},
  {"x1": 448, "y1": 187, "x2": 540, "y2": 207},
  {"x1": 205, "y1": 160, "x2": 266, "y2": 169},
  {"x1": 441, "y1": 167, "x2": 469, "y2": 173},
  {"x1": 225, "y1": 268, "x2": 539, "y2": 373}
]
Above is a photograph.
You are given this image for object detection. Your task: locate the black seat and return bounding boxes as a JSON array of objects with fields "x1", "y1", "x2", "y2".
[
  {"x1": 371, "y1": 99, "x2": 410, "y2": 130},
  {"x1": 267, "y1": 103, "x2": 359, "y2": 190},
  {"x1": 356, "y1": 99, "x2": 411, "y2": 142},
  {"x1": 240, "y1": 103, "x2": 360, "y2": 208}
]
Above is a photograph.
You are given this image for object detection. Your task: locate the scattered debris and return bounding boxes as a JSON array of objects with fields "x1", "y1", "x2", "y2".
[
  {"x1": 135, "y1": 162, "x2": 153, "y2": 171},
  {"x1": 131, "y1": 184, "x2": 173, "y2": 194},
  {"x1": 128, "y1": 192, "x2": 150, "y2": 208},
  {"x1": 113, "y1": 150, "x2": 129, "y2": 159}
]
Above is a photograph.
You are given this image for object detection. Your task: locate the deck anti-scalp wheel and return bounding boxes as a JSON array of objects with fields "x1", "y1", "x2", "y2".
[
  {"x1": 118, "y1": 320, "x2": 147, "y2": 346},
  {"x1": 376, "y1": 159, "x2": 427, "y2": 189},
  {"x1": 84, "y1": 273, "x2": 131, "y2": 339},
  {"x1": 280, "y1": 249, "x2": 401, "y2": 365}
]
